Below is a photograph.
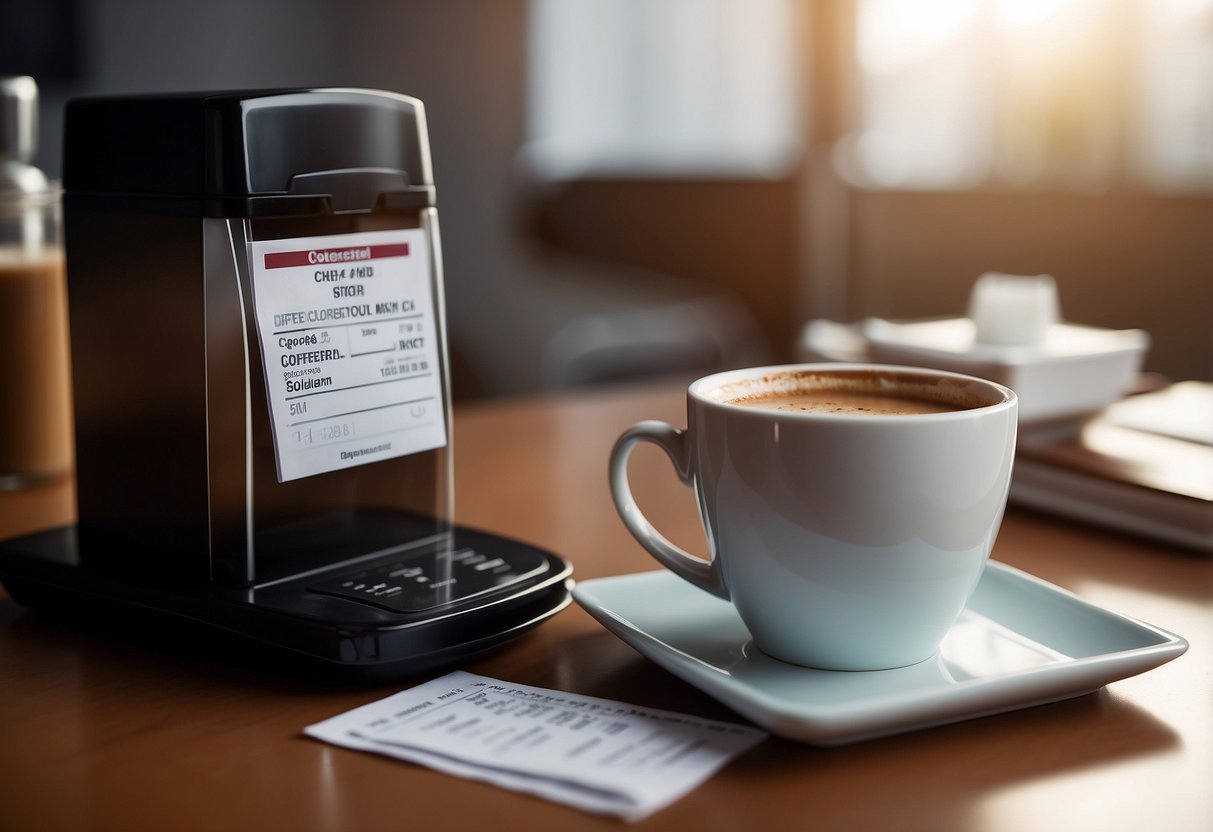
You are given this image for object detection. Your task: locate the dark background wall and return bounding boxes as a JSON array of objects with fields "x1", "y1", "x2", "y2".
[{"x1": 6, "y1": 0, "x2": 1210, "y2": 397}]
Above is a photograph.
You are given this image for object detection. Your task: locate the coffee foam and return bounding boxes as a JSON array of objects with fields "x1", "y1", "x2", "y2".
[{"x1": 708, "y1": 368, "x2": 1001, "y2": 412}]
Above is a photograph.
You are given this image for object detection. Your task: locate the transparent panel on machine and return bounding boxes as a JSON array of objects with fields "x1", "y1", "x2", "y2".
[{"x1": 240, "y1": 208, "x2": 452, "y2": 583}]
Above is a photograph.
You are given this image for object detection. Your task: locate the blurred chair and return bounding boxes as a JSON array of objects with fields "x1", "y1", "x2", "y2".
[
  {"x1": 535, "y1": 258, "x2": 769, "y2": 389},
  {"x1": 449, "y1": 249, "x2": 769, "y2": 398}
]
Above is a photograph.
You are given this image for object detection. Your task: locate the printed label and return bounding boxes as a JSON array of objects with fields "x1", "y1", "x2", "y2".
[
  {"x1": 305, "y1": 671, "x2": 767, "y2": 821},
  {"x1": 249, "y1": 229, "x2": 446, "y2": 482}
]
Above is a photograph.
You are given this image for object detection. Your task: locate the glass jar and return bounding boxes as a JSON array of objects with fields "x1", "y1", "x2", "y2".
[{"x1": 0, "y1": 77, "x2": 72, "y2": 488}]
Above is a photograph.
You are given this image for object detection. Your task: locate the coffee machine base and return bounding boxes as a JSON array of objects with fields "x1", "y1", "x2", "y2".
[{"x1": 0, "y1": 524, "x2": 573, "y2": 680}]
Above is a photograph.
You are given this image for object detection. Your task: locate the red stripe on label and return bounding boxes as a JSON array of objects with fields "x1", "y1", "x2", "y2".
[{"x1": 264, "y1": 243, "x2": 410, "y2": 269}]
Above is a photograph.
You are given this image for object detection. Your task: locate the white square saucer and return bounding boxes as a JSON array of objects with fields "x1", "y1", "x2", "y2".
[{"x1": 572, "y1": 562, "x2": 1186, "y2": 745}]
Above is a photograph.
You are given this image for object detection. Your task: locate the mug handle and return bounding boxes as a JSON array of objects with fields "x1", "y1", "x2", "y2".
[{"x1": 608, "y1": 420, "x2": 728, "y2": 600}]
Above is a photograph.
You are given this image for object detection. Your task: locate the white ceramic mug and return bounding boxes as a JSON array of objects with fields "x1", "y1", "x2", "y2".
[{"x1": 609, "y1": 364, "x2": 1018, "y2": 671}]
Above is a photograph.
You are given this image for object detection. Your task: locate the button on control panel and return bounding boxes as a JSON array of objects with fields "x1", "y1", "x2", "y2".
[{"x1": 309, "y1": 545, "x2": 549, "y2": 612}]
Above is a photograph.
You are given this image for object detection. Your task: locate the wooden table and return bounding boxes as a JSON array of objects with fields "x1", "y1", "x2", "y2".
[{"x1": 2, "y1": 379, "x2": 1210, "y2": 831}]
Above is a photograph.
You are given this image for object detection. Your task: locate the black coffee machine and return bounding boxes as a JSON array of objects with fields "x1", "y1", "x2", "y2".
[{"x1": 0, "y1": 89, "x2": 571, "y2": 675}]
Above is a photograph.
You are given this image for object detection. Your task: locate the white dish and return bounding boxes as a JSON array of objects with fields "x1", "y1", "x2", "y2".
[
  {"x1": 573, "y1": 562, "x2": 1187, "y2": 746},
  {"x1": 864, "y1": 317, "x2": 1148, "y2": 423},
  {"x1": 798, "y1": 318, "x2": 1149, "y2": 423}
]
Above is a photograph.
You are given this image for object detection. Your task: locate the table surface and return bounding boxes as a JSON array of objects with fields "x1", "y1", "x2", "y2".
[{"x1": 1, "y1": 379, "x2": 1210, "y2": 832}]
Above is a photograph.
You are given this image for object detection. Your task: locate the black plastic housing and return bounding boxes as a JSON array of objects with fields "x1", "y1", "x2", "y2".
[{"x1": 0, "y1": 88, "x2": 571, "y2": 677}]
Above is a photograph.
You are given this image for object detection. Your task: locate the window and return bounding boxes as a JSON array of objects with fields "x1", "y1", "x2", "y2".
[
  {"x1": 524, "y1": 0, "x2": 802, "y2": 180},
  {"x1": 848, "y1": 0, "x2": 1213, "y2": 192}
]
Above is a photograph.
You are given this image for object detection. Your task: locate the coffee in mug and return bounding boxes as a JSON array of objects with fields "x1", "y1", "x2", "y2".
[{"x1": 609, "y1": 364, "x2": 1017, "y2": 671}]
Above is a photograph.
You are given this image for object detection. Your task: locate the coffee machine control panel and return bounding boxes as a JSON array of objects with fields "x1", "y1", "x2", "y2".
[{"x1": 309, "y1": 544, "x2": 550, "y2": 613}]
